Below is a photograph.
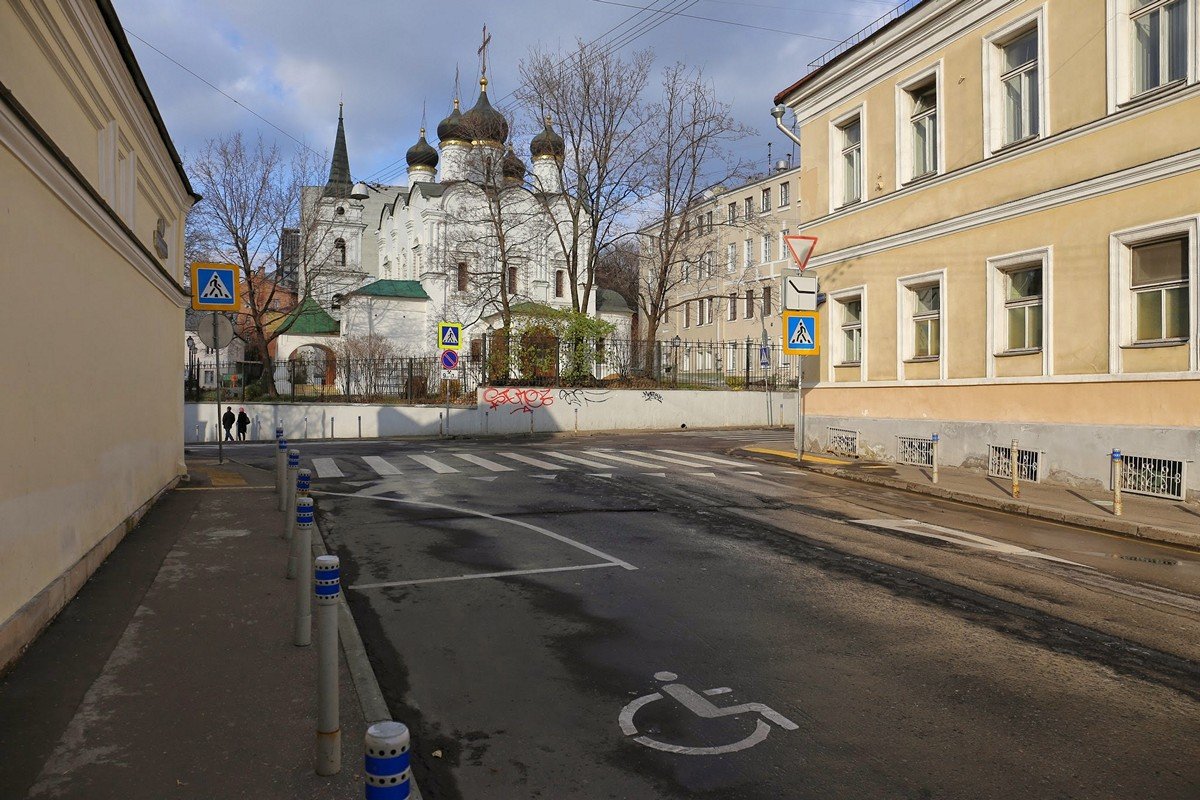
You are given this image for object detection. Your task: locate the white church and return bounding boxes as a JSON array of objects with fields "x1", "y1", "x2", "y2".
[{"x1": 274, "y1": 71, "x2": 633, "y2": 374}]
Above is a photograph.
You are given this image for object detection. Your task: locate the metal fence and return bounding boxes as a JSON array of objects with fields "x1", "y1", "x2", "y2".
[
  {"x1": 987, "y1": 444, "x2": 1043, "y2": 483},
  {"x1": 897, "y1": 436, "x2": 935, "y2": 467},
  {"x1": 1119, "y1": 454, "x2": 1187, "y2": 500},
  {"x1": 827, "y1": 427, "x2": 859, "y2": 457}
]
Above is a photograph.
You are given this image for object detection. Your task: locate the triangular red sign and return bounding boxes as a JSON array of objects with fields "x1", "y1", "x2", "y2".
[{"x1": 783, "y1": 235, "x2": 818, "y2": 272}]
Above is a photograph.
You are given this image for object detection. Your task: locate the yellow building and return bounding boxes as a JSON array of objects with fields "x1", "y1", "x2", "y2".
[
  {"x1": 774, "y1": 0, "x2": 1199, "y2": 497},
  {"x1": 1, "y1": 0, "x2": 197, "y2": 670}
]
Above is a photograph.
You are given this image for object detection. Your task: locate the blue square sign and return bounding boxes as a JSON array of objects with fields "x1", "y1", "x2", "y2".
[
  {"x1": 783, "y1": 311, "x2": 820, "y2": 356},
  {"x1": 191, "y1": 263, "x2": 241, "y2": 311}
]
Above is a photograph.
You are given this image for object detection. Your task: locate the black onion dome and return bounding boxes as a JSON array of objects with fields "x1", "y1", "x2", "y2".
[
  {"x1": 530, "y1": 116, "x2": 565, "y2": 160},
  {"x1": 437, "y1": 98, "x2": 467, "y2": 144},
  {"x1": 406, "y1": 128, "x2": 438, "y2": 169},
  {"x1": 501, "y1": 144, "x2": 526, "y2": 181},
  {"x1": 461, "y1": 77, "x2": 509, "y2": 144}
]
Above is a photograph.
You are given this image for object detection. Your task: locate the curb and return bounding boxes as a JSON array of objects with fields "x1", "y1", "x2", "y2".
[{"x1": 739, "y1": 448, "x2": 1200, "y2": 551}]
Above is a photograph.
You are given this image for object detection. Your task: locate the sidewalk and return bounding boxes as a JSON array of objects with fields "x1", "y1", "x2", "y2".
[
  {"x1": 742, "y1": 446, "x2": 1200, "y2": 550},
  {"x1": 0, "y1": 457, "x2": 397, "y2": 799}
]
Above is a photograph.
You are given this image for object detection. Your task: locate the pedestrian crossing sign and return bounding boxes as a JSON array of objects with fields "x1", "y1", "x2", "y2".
[
  {"x1": 190, "y1": 263, "x2": 241, "y2": 311},
  {"x1": 783, "y1": 311, "x2": 820, "y2": 356},
  {"x1": 438, "y1": 321, "x2": 463, "y2": 351}
]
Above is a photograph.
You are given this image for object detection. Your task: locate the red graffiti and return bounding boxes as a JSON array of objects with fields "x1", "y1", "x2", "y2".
[{"x1": 483, "y1": 387, "x2": 556, "y2": 414}]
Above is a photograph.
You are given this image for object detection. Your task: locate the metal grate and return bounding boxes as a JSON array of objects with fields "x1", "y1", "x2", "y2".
[
  {"x1": 828, "y1": 427, "x2": 859, "y2": 457},
  {"x1": 1120, "y1": 455, "x2": 1187, "y2": 500},
  {"x1": 988, "y1": 444, "x2": 1042, "y2": 482},
  {"x1": 897, "y1": 436, "x2": 935, "y2": 467}
]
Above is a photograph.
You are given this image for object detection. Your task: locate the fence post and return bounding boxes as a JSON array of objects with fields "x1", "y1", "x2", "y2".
[
  {"x1": 293, "y1": 497, "x2": 313, "y2": 646},
  {"x1": 364, "y1": 721, "x2": 411, "y2": 800},
  {"x1": 931, "y1": 434, "x2": 939, "y2": 484},
  {"x1": 1010, "y1": 439, "x2": 1020, "y2": 499},
  {"x1": 1112, "y1": 449, "x2": 1123, "y2": 517},
  {"x1": 314, "y1": 554, "x2": 341, "y2": 776},
  {"x1": 282, "y1": 448, "x2": 299, "y2": 515}
]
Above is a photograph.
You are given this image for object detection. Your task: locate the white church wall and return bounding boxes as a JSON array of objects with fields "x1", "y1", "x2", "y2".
[{"x1": 340, "y1": 296, "x2": 429, "y2": 352}]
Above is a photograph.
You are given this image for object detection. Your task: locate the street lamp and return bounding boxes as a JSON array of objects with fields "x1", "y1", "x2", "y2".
[
  {"x1": 186, "y1": 336, "x2": 196, "y2": 401},
  {"x1": 671, "y1": 335, "x2": 681, "y2": 389}
]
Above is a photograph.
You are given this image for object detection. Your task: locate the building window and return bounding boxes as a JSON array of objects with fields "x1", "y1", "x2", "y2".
[
  {"x1": 761, "y1": 187, "x2": 771, "y2": 212},
  {"x1": 701, "y1": 251, "x2": 714, "y2": 278},
  {"x1": 457, "y1": 262, "x2": 469, "y2": 292},
  {"x1": 744, "y1": 239, "x2": 753, "y2": 268},
  {"x1": 728, "y1": 202, "x2": 737, "y2": 223},
  {"x1": 507, "y1": 266, "x2": 518, "y2": 295},
  {"x1": 727, "y1": 243, "x2": 736, "y2": 272},
  {"x1": 986, "y1": 15, "x2": 1044, "y2": 155},
  {"x1": 695, "y1": 214, "x2": 705, "y2": 237},
  {"x1": 745, "y1": 197, "x2": 754, "y2": 217},
  {"x1": 1001, "y1": 30, "x2": 1040, "y2": 146},
  {"x1": 1132, "y1": 237, "x2": 1189, "y2": 341},
  {"x1": 682, "y1": 260, "x2": 691, "y2": 282},
  {"x1": 555, "y1": 269, "x2": 565, "y2": 298},
  {"x1": 705, "y1": 211, "x2": 714, "y2": 233},
  {"x1": 745, "y1": 289, "x2": 755, "y2": 319},
  {"x1": 907, "y1": 80, "x2": 939, "y2": 180},
  {"x1": 706, "y1": 297, "x2": 714, "y2": 324},
  {"x1": 1132, "y1": 0, "x2": 1189, "y2": 95},
  {"x1": 334, "y1": 238, "x2": 346, "y2": 266},
  {"x1": 1002, "y1": 266, "x2": 1043, "y2": 351},
  {"x1": 728, "y1": 293, "x2": 737, "y2": 321},
  {"x1": 779, "y1": 230, "x2": 790, "y2": 260},
  {"x1": 762, "y1": 286, "x2": 772, "y2": 316},
  {"x1": 779, "y1": 182, "x2": 790, "y2": 207},
  {"x1": 761, "y1": 234, "x2": 771, "y2": 263},
  {"x1": 835, "y1": 115, "x2": 863, "y2": 207},
  {"x1": 684, "y1": 301, "x2": 691, "y2": 328},
  {"x1": 909, "y1": 283, "x2": 941, "y2": 359},
  {"x1": 839, "y1": 296, "x2": 863, "y2": 364}
]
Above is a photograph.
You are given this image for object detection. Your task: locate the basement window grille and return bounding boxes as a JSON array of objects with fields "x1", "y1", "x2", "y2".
[
  {"x1": 828, "y1": 427, "x2": 859, "y2": 457},
  {"x1": 897, "y1": 436, "x2": 935, "y2": 467},
  {"x1": 987, "y1": 444, "x2": 1042, "y2": 482},
  {"x1": 1119, "y1": 455, "x2": 1187, "y2": 501}
]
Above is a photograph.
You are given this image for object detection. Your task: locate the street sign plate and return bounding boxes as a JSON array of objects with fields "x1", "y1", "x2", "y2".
[
  {"x1": 196, "y1": 313, "x2": 235, "y2": 350},
  {"x1": 441, "y1": 349, "x2": 459, "y2": 370},
  {"x1": 191, "y1": 263, "x2": 241, "y2": 311},
  {"x1": 759, "y1": 345, "x2": 770, "y2": 369},
  {"x1": 783, "y1": 311, "x2": 820, "y2": 356},
  {"x1": 784, "y1": 275, "x2": 819, "y2": 312},
  {"x1": 438, "y1": 321, "x2": 463, "y2": 351},
  {"x1": 782, "y1": 235, "x2": 818, "y2": 273}
]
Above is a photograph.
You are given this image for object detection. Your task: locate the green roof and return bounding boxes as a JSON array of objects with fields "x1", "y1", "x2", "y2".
[
  {"x1": 351, "y1": 279, "x2": 431, "y2": 300},
  {"x1": 596, "y1": 288, "x2": 633, "y2": 314},
  {"x1": 277, "y1": 296, "x2": 339, "y2": 335}
]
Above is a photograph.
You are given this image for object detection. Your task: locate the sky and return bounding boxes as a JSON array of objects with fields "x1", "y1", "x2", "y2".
[{"x1": 111, "y1": 0, "x2": 904, "y2": 186}]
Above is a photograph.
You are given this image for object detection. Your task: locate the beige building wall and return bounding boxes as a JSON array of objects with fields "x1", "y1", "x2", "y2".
[{"x1": 0, "y1": 0, "x2": 195, "y2": 671}]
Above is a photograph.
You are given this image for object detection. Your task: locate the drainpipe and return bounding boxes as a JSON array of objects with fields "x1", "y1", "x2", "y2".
[{"x1": 771, "y1": 105, "x2": 803, "y2": 150}]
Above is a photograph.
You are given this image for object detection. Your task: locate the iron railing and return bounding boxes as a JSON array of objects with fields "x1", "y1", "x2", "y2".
[
  {"x1": 828, "y1": 427, "x2": 859, "y2": 457},
  {"x1": 897, "y1": 435, "x2": 935, "y2": 467},
  {"x1": 988, "y1": 444, "x2": 1042, "y2": 483},
  {"x1": 808, "y1": 0, "x2": 929, "y2": 70},
  {"x1": 1119, "y1": 454, "x2": 1187, "y2": 500}
]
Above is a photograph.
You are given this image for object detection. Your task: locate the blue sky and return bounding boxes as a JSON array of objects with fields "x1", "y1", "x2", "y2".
[{"x1": 112, "y1": 0, "x2": 902, "y2": 184}]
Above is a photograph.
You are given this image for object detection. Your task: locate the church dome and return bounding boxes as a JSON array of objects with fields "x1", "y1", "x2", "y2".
[
  {"x1": 501, "y1": 144, "x2": 526, "y2": 182},
  {"x1": 437, "y1": 98, "x2": 468, "y2": 144},
  {"x1": 530, "y1": 117, "x2": 565, "y2": 160},
  {"x1": 461, "y1": 77, "x2": 508, "y2": 145},
  {"x1": 406, "y1": 129, "x2": 438, "y2": 170}
]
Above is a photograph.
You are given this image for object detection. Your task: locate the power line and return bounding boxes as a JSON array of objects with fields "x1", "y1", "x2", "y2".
[{"x1": 590, "y1": 0, "x2": 847, "y2": 41}]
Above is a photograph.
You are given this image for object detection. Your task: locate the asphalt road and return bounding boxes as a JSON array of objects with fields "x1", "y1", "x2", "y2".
[{"x1": 216, "y1": 429, "x2": 1200, "y2": 799}]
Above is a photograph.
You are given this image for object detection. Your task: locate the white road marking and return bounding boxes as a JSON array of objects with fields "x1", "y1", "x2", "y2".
[
  {"x1": 623, "y1": 451, "x2": 711, "y2": 468},
  {"x1": 407, "y1": 454, "x2": 459, "y2": 474},
  {"x1": 542, "y1": 451, "x2": 620, "y2": 469},
  {"x1": 497, "y1": 452, "x2": 564, "y2": 470},
  {"x1": 738, "y1": 471, "x2": 763, "y2": 476},
  {"x1": 659, "y1": 449, "x2": 753, "y2": 468},
  {"x1": 689, "y1": 472, "x2": 717, "y2": 478},
  {"x1": 588, "y1": 473, "x2": 615, "y2": 479},
  {"x1": 853, "y1": 518, "x2": 1090, "y2": 567},
  {"x1": 453, "y1": 453, "x2": 514, "y2": 472},
  {"x1": 642, "y1": 472, "x2": 667, "y2": 477},
  {"x1": 471, "y1": 476, "x2": 499, "y2": 482},
  {"x1": 530, "y1": 474, "x2": 558, "y2": 480},
  {"x1": 311, "y1": 458, "x2": 344, "y2": 478},
  {"x1": 362, "y1": 456, "x2": 402, "y2": 476},
  {"x1": 584, "y1": 450, "x2": 668, "y2": 469},
  {"x1": 352, "y1": 562, "x2": 622, "y2": 590}
]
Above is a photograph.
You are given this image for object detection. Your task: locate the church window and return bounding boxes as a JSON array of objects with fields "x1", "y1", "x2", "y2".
[
  {"x1": 457, "y1": 263, "x2": 469, "y2": 292},
  {"x1": 334, "y1": 238, "x2": 346, "y2": 266},
  {"x1": 555, "y1": 270, "x2": 565, "y2": 298},
  {"x1": 507, "y1": 267, "x2": 518, "y2": 295}
]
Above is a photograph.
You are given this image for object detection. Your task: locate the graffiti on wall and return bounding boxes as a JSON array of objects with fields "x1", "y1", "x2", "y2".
[
  {"x1": 558, "y1": 388, "x2": 611, "y2": 407},
  {"x1": 641, "y1": 391, "x2": 663, "y2": 403},
  {"x1": 483, "y1": 387, "x2": 556, "y2": 414}
]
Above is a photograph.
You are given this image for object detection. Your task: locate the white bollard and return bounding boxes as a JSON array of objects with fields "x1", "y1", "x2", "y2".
[
  {"x1": 315, "y1": 554, "x2": 341, "y2": 775},
  {"x1": 1112, "y1": 449, "x2": 1124, "y2": 517},
  {"x1": 283, "y1": 448, "x2": 299, "y2": 520},
  {"x1": 293, "y1": 498, "x2": 313, "y2": 647},
  {"x1": 364, "y1": 721, "x2": 412, "y2": 799},
  {"x1": 286, "y1": 468, "x2": 310, "y2": 548},
  {"x1": 276, "y1": 434, "x2": 287, "y2": 495},
  {"x1": 1010, "y1": 438, "x2": 1020, "y2": 500},
  {"x1": 931, "y1": 433, "x2": 940, "y2": 485}
]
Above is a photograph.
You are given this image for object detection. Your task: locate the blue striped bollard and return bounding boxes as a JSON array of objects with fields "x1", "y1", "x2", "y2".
[
  {"x1": 293, "y1": 498, "x2": 313, "y2": 646},
  {"x1": 276, "y1": 436, "x2": 288, "y2": 496},
  {"x1": 931, "y1": 433, "x2": 940, "y2": 484},
  {"x1": 282, "y1": 448, "x2": 299, "y2": 513},
  {"x1": 315, "y1": 555, "x2": 341, "y2": 775},
  {"x1": 1112, "y1": 449, "x2": 1123, "y2": 517},
  {"x1": 286, "y1": 470, "x2": 312, "y2": 578},
  {"x1": 365, "y1": 721, "x2": 411, "y2": 799}
]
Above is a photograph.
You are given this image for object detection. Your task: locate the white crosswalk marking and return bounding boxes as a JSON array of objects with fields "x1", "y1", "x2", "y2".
[
  {"x1": 541, "y1": 451, "x2": 618, "y2": 469},
  {"x1": 659, "y1": 449, "x2": 754, "y2": 468},
  {"x1": 622, "y1": 450, "x2": 711, "y2": 469},
  {"x1": 407, "y1": 454, "x2": 459, "y2": 474},
  {"x1": 453, "y1": 453, "x2": 514, "y2": 472},
  {"x1": 583, "y1": 450, "x2": 667, "y2": 469},
  {"x1": 363, "y1": 456, "x2": 402, "y2": 476},
  {"x1": 497, "y1": 452, "x2": 564, "y2": 470},
  {"x1": 311, "y1": 458, "x2": 344, "y2": 478}
]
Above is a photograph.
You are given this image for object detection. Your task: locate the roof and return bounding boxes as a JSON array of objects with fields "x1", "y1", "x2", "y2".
[
  {"x1": 349, "y1": 279, "x2": 430, "y2": 300},
  {"x1": 323, "y1": 106, "x2": 353, "y2": 198},
  {"x1": 276, "y1": 296, "x2": 340, "y2": 335},
  {"x1": 595, "y1": 288, "x2": 633, "y2": 315}
]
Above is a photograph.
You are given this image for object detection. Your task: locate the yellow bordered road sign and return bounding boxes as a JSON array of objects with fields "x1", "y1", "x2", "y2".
[
  {"x1": 438, "y1": 321, "x2": 463, "y2": 351},
  {"x1": 783, "y1": 311, "x2": 820, "y2": 356},
  {"x1": 191, "y1": 263, "x2": 242, "y2": 311}
]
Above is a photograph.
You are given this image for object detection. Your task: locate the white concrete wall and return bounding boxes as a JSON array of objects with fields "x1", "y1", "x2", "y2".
[{"x1": 184, "y1": 389, "x2": 796, "y2": 442}]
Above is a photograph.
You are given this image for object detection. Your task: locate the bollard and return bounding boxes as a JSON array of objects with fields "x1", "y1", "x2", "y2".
[
  {"x1": 439, "y1": 412, "x2": 444, "y2": 438},
  {"x1": 315, "y1": 555, "x2": 341, "y2": 775},
  {"x1": 194, "y1": 423, "x2": 200, "y2": 442},
  {"x1": 530, "y1": 412, "x2": 535, "y2": 436},
  {"x1": 574, "y1": 408, "x2": 578, "y2": 435},
  {"x1": 484, "y1": 411, "x2": 489, "y2": 435},
  {"x1": 358, "y1": 415, "x2": 362, "y2": 438},
  {"x1": 1112, "y1": 449, "x2": 1124, "y2": 517},
  {"x1": 276, "y1": 436, "x2": 287, "y2": 495},
  {"x1": 293, "y1": 498, "x2": 313, "y2": 646},
  {"x1": 931, "y1": 433, "x2": 940, "y2": 485},
  {"x1": 304, "y1": 416, "x2": 308, "y2": 440},
  {"x1": 282, "y1": 448, "x2": 299, "y2": 518},
  {"x1": 286, "y1": 468, "x2": 311, "y2": 546},
  {"x1": 331, "y1": 417, "x2": 335, "y2": 439},
  {"x1": 364, "y1": 721, "x2": 411, "y2": 799},
  {"x1": 1010, "y1": 439, "x2": 1020, "y2": 499}
]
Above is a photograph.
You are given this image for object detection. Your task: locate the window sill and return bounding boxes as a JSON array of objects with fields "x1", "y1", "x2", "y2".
[
  {"x1": 989, "y1": 134, "x2": 1040, "y2": 158},
  {"x1": 1122, "y1": 339, "x2": 1189, "y2": 349},
  {"x1": 994, "y1": 348, "x2": 1042, "y2": 358},
  {"x1": 904, "y1": 356, "x2": 940, "y2": 363},
  {"x1": 1119, "y1": 79, "x2": 1189, "y2": 111},
  {"x1": 835, "y1": 198, "x2": 862, "y2": 211},
  {"x1": 836, "y1": 361, "x2": 862, "y2": 368},
  {"x1": 902, "y1": 171, "x2": 939, "y2": 188}
]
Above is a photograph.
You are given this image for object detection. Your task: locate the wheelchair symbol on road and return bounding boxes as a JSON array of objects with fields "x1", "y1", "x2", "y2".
[{"x1": 618, "y1": 671, "x2": 798, "y2": 755}]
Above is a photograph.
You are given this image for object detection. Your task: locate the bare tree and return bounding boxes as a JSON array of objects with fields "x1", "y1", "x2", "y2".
[{"x1": 517, "y1": 41, "x2": 655, "y2": 315}]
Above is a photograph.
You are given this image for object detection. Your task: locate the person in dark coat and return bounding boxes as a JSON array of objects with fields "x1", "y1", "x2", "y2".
[
  {"x1": 222, "y1": 406, "x2": 235, "y2": 441},
  {"x1": 236, "y1": 408, "x2": 251, "y2": 442}
]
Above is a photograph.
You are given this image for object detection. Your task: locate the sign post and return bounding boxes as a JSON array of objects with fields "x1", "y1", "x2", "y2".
[
  {"x1": 437, "y1": 323, "x2": 462, "y2": 437},
  {"x1": 192, "y1": 263, "x2": 241, "y2": 463},
  {"x1": 779, "y1": 237, "x2": 817, "y2": 462}
]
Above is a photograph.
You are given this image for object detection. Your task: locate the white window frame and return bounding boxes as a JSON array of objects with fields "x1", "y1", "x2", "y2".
[
  {"x1": 745, "y1": 289, "x2": 755, "y2": 319},
  {"x1": 779, "y1": 181, "x2": 790, "y2": 207},
  {"x1": 895, "y1": 62, "x2": 944, "y2": 188},
  {"x1": 983, "y1": 8, "x2": 1048, "y2": 158},
  {"x1": 726, "y1": 243, "x2": 736, "y2": 272},
  {"x1": 986, "y1": 247, "x2": 1053, "y2": 378},
  {"x1": 745, "y1": 197, "x2": 754, "y2": 217},
  {"x1": 1106, "y1": 0, "x2": 1198, "y2": 111},
  {"x1": 779, "y1": 229, "x2": 790, "y2": 261},
  {"x1": 829, "y1": 106, "x2": 866, "y2": 210},
  {"x1": 761, "y1": 187, "x2": 771, "y2": 212},
  {"x1": 728, "y1": 293, "x2": 737, "y2": 321},
  {"x1": 761, "y1": 234, "x2": 771, "y2": 264},
  {"x1": 829, "y1": 286, "x2": 867, "y2": 377},
  {"x1": 897, "y1": 270, "x2": 948, "y2": 381},
  {"x1": 744, "y1": 238, "x2": 753, "y2": 268},
  {"x1": 1109, "y1": 216, "x2": 1199, "y2": 372}
]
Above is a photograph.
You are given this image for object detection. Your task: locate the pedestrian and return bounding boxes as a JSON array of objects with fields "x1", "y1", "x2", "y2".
[
  {"x1": 236, "y1": 407, "x2": 250, "y2": 442},
  {"x1": 222, "y1": 406, "x2": 235, "y2": 442}
]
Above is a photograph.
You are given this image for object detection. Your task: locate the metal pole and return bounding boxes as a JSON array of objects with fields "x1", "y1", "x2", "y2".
[
  {"x1": 214, "y1": 311, "x2": 222, "y2": 465},
  {"x1": 931, "y1": 433, "x2": 940, "y2": 484},
  {"x1": 796, "y1": 356, "x2": 806, "y2": 463},
  {"x1": 1112, "y1": 449, "x2": 1123, "y2": 517},
  {"x1": 315, "y1": 554, "x2": 341, "y2": 776},
  {"x1": 444, "y1": 377, "x2": 450, "y2": 437},
  {"x1": 283, "y1": 448, "x2": 299, "y2": 516},
  {"x1": 364, "y1": 721, "x2": 411, "y2": 800},
  {"x1": 1010, "y1": 439, "x2": 1020, "y2": 499},
  {"x1": 276, "y1": 438, "x2": 288, "y2": 499},
  {"x1": 293, "y1": 497, "x2": 313, "y2": 646}
]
